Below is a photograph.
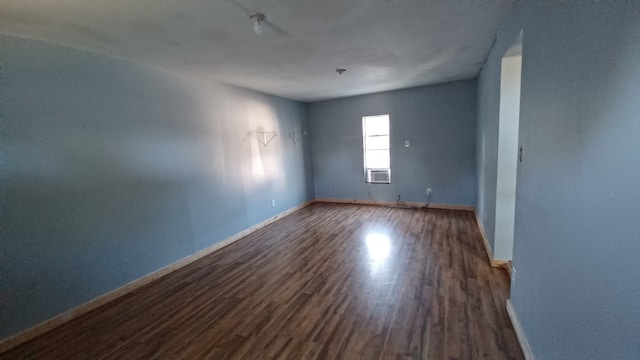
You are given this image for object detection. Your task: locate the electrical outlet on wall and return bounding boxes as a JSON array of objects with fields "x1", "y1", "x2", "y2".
[
  {"x1": 271, "y1": 199, "x2": 276, "y2": 207},
  {"x1": 426, "y1": 187, "x2": 432, "y2": 196}
]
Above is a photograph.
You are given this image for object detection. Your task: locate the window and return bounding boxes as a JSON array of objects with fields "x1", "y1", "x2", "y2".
[{"x1": 362, "y1": 114, "x2": 390, "y2": 183}]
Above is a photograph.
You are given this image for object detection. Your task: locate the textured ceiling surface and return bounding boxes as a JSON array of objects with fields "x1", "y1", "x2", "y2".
[{"x1": 0, "y1": 0, "x2": 515, "y2": 101}]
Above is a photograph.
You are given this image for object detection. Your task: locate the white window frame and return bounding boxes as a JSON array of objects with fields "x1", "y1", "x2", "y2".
[{"x1": 362, "y1": 114, "x2": 391, "y2": 184}]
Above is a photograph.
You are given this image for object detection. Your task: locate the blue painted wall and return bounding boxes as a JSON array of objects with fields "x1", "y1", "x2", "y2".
[
  {"x1": 476, "y1": 56, "x2": 501, "y2": 250},
  {"x1": 0, "y1": 35, "x2": 313, "y2": 339},
  {"x1": 476, "y1": 1, "x2": 640, "y2": 358},
  {"x1": 308, "y1": 81, "x2": 477, "y2": 206}
]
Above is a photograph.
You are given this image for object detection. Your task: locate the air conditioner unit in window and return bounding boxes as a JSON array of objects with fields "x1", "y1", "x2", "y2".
[{"x1": 366, "y1": 169, "x2": 390, "y2": 184}]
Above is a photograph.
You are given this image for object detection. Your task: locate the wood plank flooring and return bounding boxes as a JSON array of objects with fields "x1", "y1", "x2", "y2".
[{"x1": 1, "y1": 203, "x2": 523, "y2": 360}]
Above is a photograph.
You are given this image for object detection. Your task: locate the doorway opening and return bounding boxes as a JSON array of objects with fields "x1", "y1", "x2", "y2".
[{"x1": 494, "y1": 31, "x2": 523, "y2": 262}]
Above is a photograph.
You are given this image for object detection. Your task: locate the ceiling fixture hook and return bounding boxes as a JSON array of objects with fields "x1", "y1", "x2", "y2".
[{"x1": 249, "y1": 11, "x2": 266, "y2": 34}]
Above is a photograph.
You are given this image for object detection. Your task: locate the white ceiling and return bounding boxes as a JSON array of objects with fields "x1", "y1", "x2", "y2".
[{"x1": 0, "y1": 0, "x2": 515, "y2": 102}]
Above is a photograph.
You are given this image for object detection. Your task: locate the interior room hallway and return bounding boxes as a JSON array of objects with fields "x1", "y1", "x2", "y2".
[{"x1": 1, "y1": 203, "x2": 523, "y2": 359}]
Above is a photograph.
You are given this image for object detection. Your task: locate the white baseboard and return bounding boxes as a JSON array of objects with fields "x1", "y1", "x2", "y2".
[
  {"x1": 474, "y1": 212, "x2": 513, "y2": 277},
  {"x1": 506, "y1": 299, "x2": 535, "y2": 360},
  {"x1": 314, "y1": 198, "x2": 475, "y2": 211},
  {"x1": 0, "y1": 200, "x2": 313, "y2": 354},
  {"x1": 475, "y1": 211, "x2": 494, "y2": 263}
]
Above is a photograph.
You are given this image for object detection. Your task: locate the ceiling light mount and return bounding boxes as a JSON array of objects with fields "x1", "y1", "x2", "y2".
[
  {"x1": 249, "y1": 11, "x2": 266, "y2": 34},
  {"x1": 336, "y1": 68, "x2": 346, "y2": 75}
]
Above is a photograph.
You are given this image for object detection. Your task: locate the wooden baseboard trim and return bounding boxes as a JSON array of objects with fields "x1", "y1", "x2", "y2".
[
  {"x1": 0, "y1": 201, "x2": 313, "y2": 354},
  {"x1": 313, "y1": 198, "x2": 475, "y2": 211},
  {"x1": 491, "y1": 259, "x2": 508, "y2": 267},
  {"x1": 492, "y1": 260, "x2": 513, "y2": 277},
  {"x1": 506, "y1": 299, "x2": 535, "y2": 360}
]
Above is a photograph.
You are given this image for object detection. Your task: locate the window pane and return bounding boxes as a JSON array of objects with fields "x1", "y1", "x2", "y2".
[
  {"x1": 365, "y1": 135, "x2": 389, "y2": 150},
  {"x1": 365, "y1": 150, "x2": 390, "y2": 168},
  {"x1": 364, "y1": 115, "x2": 389, "y2": 136},
  {"x1": 362, "y1": 114, "x2": 390, "y2": 181}
]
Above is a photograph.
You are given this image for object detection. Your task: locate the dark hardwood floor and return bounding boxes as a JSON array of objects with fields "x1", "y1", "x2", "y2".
[{"x1": 1, "y1": 203, "x2": 523, "y2": 359}]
